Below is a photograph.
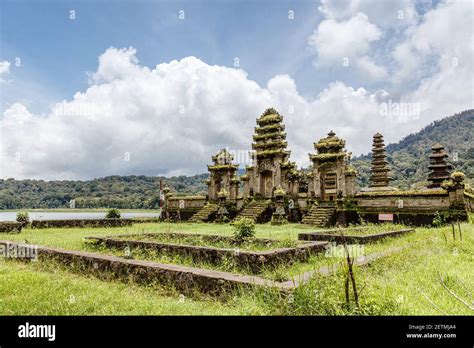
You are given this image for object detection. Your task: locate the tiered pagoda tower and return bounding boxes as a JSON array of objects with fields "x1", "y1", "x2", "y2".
[
  {"x1": 308, "y1": 131, "x2": 356, "y2": 201},
  {"x1": 427, "y1": 143, "x2": 452, "y2": 189},
  {"x1": 206, "y1": 149, "x2": 240, "y2": 201},
  {"x1": 242, "y1": 108, "x2": 296, "y2": 199},
  {"x1": 369, "y1": 133, "x2": 392, "y2": 189}
]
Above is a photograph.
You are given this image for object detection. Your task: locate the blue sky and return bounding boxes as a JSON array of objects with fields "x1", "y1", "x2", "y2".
[
  {"x1": 1, "y1": 0, "x2": 472, "y2": 179},
  {"x1": 1, "y1": 0, "x2": 332, "y2": 114}
]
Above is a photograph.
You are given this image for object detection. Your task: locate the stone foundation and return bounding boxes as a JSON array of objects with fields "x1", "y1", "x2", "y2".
[
  {"x1": 298, "y1": 228, "x2": 415, "y2": 244},
  {"x1": 0, "y1": 241, "x2": 288, "y2": 295},
  {"x1": 31, "y1": 219, "x2": 133, "y2": 229},
  {"x1": 87, "y1": 232, "x2": 328, "y2": 273},
  {"x1": 0, "y1": 240, "x2": 406, "y2": 296},
  {"x1": 161, "y1": 209, "x2": 201, "y2": 221},
  {"x1": 0, "y1": 222, "x2": 23, "y2": 233}
]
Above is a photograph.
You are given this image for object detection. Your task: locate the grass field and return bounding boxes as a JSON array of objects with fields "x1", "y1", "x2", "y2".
[
  {"x1": 0, "y1": 218, "x2": 473, "y2": 315},
  {"x1": 1, "y1": 208, "x2": 161, "y2": 213},
  {"x1": 112, "y1": 231, "x2": 299, "y2": 250}
]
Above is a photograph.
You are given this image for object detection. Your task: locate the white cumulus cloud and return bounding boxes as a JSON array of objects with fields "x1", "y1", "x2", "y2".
[
  {"x1": 0, "y1": 60, "x2": 11, "y2": 83},
  {"x1": 318, "y1": 0, "x2": 418, "y2": 29},
  {"x1": 2, "y1": 46, "x2": 459, "y2": 180},
  {"x1": 355, "y1": 56, "x2": 388, "y2": 81},
  {"x1": 308, "y1": 13, "x2": 382, "y2": 67},
  {"x1": 392, "y1": 0, "x2": 474, "y2": 118}
]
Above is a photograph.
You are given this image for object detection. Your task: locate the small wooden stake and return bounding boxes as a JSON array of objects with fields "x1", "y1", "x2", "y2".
[{"x1": 344, "y1": 269, "x2": 350, "y2": 305}]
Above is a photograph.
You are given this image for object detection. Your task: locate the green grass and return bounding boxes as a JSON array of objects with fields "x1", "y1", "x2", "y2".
[
  {"x1": 315, "y1": 224, "x2": 409, "y2": 236},
  {"x1": 83, "y1": 241, "x2": 324, "y2": 280},
  {"x1": 0, "y1": 260, "x2": 262, "y2": 315},
  {"x1": 2, "y1": 222, "x2": 317, "y2": 251},
  {"x1": 1, "y1": 220, "x2": 473, "y2": 315},
  {"x1": 2, "y1": 208, "x2": 161, "y2": 213},
  {"x1": 113, "y1": 231, "x2": 298, "y2": 251}
]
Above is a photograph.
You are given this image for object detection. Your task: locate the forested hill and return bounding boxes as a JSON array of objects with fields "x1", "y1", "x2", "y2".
[
  {"x1": 0, "y1": 174, "x2": 208, "y2": 209},
  {"x1": 352, "y1": 109, "x2": 474, "y2": 189},
  {"x1": 1, "y1": 110, "x2": 472, "y2": 209}
]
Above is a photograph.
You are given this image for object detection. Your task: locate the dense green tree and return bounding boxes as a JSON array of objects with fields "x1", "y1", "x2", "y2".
[
  {"x1": 352, "y1": 109, "x2": 473, "y2": 189},
  {"x1": 0, "y1": 174, "x2": 208, "y2": 209}
]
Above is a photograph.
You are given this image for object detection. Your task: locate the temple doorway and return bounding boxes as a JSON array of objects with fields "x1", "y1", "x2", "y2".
[
  {"x1": 259, "y1": 170, "x2": 273, "y2": 198},
  {"x1": 215, "y1": 177, "x2": 222, "y2": 194},
  {"x1": 321, "y1": 172, "x2": 337, "y2": 201}
]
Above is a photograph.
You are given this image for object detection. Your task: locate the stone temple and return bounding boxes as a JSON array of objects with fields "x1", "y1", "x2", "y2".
[
  {"x1": 242, "y1": 107, "x2": 297, "y2": 199},
  {"x1": 163, "y1": 108, "x2": 473, "y2": 226}
]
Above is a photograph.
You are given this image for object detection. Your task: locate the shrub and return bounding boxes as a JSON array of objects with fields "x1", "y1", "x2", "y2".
[
  {"x1": 105, "y1": 208, "x2": 121, "y2": 219},
  {"x1": 232, "y1": 217, "x2": 256, "y2": 242},
  {"x1": 432, "y1": 211, "x2": 444, "y2": 227},
  {"x1": 16, "y1": 212, "x2": 30, "y2": 225}
]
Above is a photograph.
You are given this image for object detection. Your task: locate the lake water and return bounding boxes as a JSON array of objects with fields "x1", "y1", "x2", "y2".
[{"x1": 0, "y1": 211, "x2": 161, "y2": 222}]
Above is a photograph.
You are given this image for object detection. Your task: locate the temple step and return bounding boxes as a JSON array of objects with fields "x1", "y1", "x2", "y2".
[
  {"x1": 235, "y1": 200, "x2": 271, "y2": 222},
  {"x1": 302, "y1": 205, "x2": 336, "y2": 227},
  {"x1": 189, "y1": 203, "x2": 219, "y2": 222}
]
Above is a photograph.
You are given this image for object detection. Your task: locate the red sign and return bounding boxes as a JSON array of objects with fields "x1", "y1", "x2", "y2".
[{"x1": 378, "y1": 213, "x2": 394, "y2": 221}]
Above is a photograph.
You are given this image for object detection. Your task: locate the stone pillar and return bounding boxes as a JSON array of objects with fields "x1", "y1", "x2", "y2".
[
  {"x1": 313, "y1": 168, "x2": 321, "y2": 199},
  {"x1": 337, "y1": 165, "x2": 345, "y2": 196},
  {"x1": 229, "y1": 177, "x2": 239, "y2": 201},
  {"x1": 448, "y1": 172, "x2": 466, "y2": 204},
  {"x1": 293, "y1": 180, "x2": 299, "y2": 197},
  {"x1": 345, "y1": 174, "x2": 356, "y2": 197},
  {"x1": 209, "y1": 179, "x2": 216, "y2": 201},
  {"x1": 271, "y1": 186, "x2": 287, "y2": 225},
  {"x1": 242, "y1": 177, "x2": 250, "y2": 198},
  {"x1": 275, "y1": 158, "x2": 282, "y2": 188},
  {"x1": 216, "y1": 189, "x2": 229, "y2": 222},
  {"x1": 307, "y1": 172, "x2": 314, "y2": 197}
]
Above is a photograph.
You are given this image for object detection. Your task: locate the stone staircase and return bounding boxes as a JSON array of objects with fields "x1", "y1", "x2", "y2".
[
  {"x1": 302, "y1": 204, "x2": 336, "y2": 227},
  {"x1": 189, "y1": 203, "x2": 219, "y2": 222},
  {"x1": 235, "y1": 200, "x2": 271, "y2": 222}
]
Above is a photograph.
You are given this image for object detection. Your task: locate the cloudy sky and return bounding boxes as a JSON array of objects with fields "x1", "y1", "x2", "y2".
[{"x1": 1, "y1": 0, "x2": 473, "y2": 180}]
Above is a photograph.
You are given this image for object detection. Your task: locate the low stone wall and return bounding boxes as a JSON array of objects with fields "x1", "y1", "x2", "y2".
[
  {"x1": 0, "y1": 240, "x2": 403, "y2": 296},
  {"x1": 356, "y1": 191, "x2": 451, "y2": 211},
  {"x1": 358, "y1": 212, "x2": 435, "y2": 225},
  {"x1": 298, "y1": 228, "x2": 415, "y2": 244},
  {"x1": 0, "y1": 241, "x2": 284, "y2": 295},
  {"x1": 335, "y1": 210, "x2": 361, "y2": 226},
  {"x1": 130, "y1": 218, "x2": 161, "y2": 224},
  {"x1": 167, "y1": 196, "x2": 207, "y2": 210},
  {"x1": 162, "y1": 196, "x2": 207, "y2": 221},
  {"x1": 355, "y1": 190, "x2": 468, "y2": 225},
  {"x1": 161, "y1": 208, "x2": 201, "y2": 221},
  {"x1": 87, "y1": 232, "x2": 328, "y2": 273},
  {"x1": 0, "y1": 222, "x2": 23, "y2": 233},
  {"x1": 31, "y1": 219, "x2": 133, "y2": 229}
]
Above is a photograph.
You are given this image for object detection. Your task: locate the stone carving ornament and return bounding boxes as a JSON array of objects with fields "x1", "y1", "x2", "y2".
[{"x1": 258, "y1": 159, "x2": 274, "y2": 173}]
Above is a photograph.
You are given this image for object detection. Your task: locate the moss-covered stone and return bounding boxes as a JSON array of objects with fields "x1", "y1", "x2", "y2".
[
  {"x1": 252, "y1": 140, "x2": 287, "y2": 150},
  {"x1": 252, "y1": 131, "x2": 286, "y2": 141},
  {"x1": 257, "y1": 114, "x2": 283, "y2": 126},
  {"x1": 256, "y1": 149, "x2": 286, "y2": 158},
  {"x1": 355, "y1": 190, "x2": 448, "y2": 197},
  {"x1": 310, "y1": 153, "x2": 345, "y2": 162},
  {"x1": 168, "y1": 195, "x2": 207, "y2": 200}
]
